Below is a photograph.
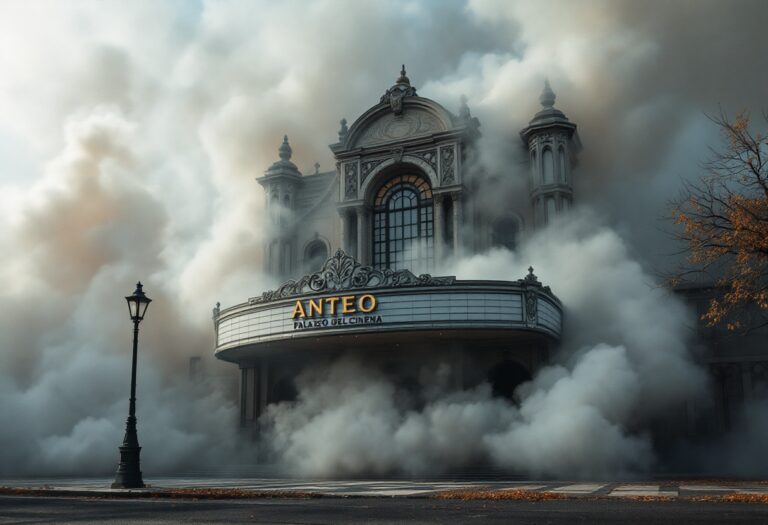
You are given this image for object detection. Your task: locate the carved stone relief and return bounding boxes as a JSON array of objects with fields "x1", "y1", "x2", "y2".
[
  {"x1": 440, "y1": 145, "x2": 455, "y2": 184},
  {"x1": 360, "y1": 158, "x2": 386, "y2": 185},
  {"x1": 344, "y1": 162, "x2": 358, "y2": 199},
  {"x1": 391, "y1": 147, "x2": 404, "y2": 163},
  {"x1": 412, "y1": 149, "x2": 437, "y2": 173},
  {"x1": 524, "y1": 290, "x2": 538, "y2": 327}
]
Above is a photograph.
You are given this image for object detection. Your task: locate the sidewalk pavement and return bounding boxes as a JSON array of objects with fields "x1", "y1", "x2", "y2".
[{"x1": 3, "y1": 478, "x2": 768, "y2": 501}]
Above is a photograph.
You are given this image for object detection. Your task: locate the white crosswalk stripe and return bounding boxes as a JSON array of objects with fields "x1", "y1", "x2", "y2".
[
  {"x1": 609, "y1": 484, "x2": 663, "y2": 497},
  {"x1": 548, "y1": 483, "x2": 606, "y2": 494}
]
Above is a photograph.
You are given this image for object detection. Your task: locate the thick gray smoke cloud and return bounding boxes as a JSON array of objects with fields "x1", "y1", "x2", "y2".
[
  {"x1": 0, "y1": 0, "x2": 766, "y2": 477},
  {"x1": 262, "y1": 211, "x2": 704, "y2": 478}
]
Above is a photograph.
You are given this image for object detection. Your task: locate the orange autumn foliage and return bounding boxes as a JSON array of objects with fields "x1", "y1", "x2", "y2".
[{"x1": 671, "y1": 113, "x2": 768, "y2": 330}]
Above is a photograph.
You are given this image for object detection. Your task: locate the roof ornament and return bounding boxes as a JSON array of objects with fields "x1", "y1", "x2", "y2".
[
  {"x1": 539, "y1": 78, "x2": 556, "y2": 108},
  {"x1": 338, "y1": 118, "x2": 348, "y2": 142},
  {"x1": 279, "y1": 135, "x2": 292, "y2": 161},
  {"x1": 525, "y1": 266, "x2": 539, "y2": 283},
  {"x1": 262, "y1": 134, "x2": 301, "y2": 179},
  {"x1": 459, "y1": 94, "x2": 471, "y2": 120},
  {"x1": 314, "y1": 162, "x2": 320, "y2": 175},
  {"x1": 396, "y1": 64, "x2": 410, "y2": 86},
  {"x1": 380, "y1": 64, "x2": 418, "y2": 115}
]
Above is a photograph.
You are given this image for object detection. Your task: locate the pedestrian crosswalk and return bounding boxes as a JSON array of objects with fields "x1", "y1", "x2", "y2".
[{"x1": 4, "y1": 478, "x2": 768, "y2": 499}]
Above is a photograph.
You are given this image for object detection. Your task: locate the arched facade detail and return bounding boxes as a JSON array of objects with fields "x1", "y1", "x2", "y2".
[
  {"x1": 360, "y1": 157, "x2": 440, "y2": 204},
  {"x1": 342, "y1": 98, "x2": 455, "y2": 150},
  {"x1": 302, "y1": 236, "x2": 331, "y2": 272}
]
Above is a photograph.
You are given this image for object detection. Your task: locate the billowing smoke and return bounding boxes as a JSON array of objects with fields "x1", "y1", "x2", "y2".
[
  {"x1": 262, "y1": 211, "x2": 704, "y2": 478},
  {"x1": 0, "y1": 0, "x2": 766, "y2": 478}
]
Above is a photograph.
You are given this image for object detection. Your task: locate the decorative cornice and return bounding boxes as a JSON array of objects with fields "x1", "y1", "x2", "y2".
[{"x1": 249, "y1": 249, "x2": 456, "y2": 303}]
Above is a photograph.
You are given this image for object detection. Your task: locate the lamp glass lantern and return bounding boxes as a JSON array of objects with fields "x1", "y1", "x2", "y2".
[{"x1": 126, "y1": 282, "x2": 152, "y2": 322}]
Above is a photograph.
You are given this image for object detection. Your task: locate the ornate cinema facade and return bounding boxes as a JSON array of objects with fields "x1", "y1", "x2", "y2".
[{"x1": 213, "y1": 67, "x2": 580, "y2": 427}]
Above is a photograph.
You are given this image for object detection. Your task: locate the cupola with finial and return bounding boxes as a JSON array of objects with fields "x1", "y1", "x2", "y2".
[
  {"x1": 520, "y1": 79, "x2": 581, "y2": 228},
  {"x1": 258, "y1": 135, "x2": 303, "y2": 219}
]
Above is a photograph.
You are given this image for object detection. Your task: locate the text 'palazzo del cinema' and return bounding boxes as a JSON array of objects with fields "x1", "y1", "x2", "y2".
[{"x1": 213, "y1": 67, "x2": 580, "y2": 427}]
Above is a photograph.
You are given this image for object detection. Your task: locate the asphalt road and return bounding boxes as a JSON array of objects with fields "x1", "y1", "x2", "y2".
[{"x1": 2, "y1": 495, "x2": 768, "y2": 524}]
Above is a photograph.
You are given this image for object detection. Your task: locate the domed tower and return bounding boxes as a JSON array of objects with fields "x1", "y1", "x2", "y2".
[
  {"x1": 520, "y1": 80, "x2": 581, "y2": 227},
  {"x1": 257, "y1": 135, "x2": 302, "y2": 277}
]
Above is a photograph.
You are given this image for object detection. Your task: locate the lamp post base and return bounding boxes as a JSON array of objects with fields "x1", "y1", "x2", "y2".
[
  {"x1": 112, "y1": 444, "x2": 144, "y2": 488},
  {"x1": 111, "y1": 416, "x2": 145, "y2": 489}
]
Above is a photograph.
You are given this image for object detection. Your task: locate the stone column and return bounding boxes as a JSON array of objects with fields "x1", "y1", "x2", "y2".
[
  {"x1": 433, "y1": 194, "x2": 444, "y2": 263},
  {"x1": 259, "y1": 361, "x2": 269, "y2": 416},
  {"x1": 451, "y1": 192, "x2": 462, "y2": 258},
  {"x1": 339, "y1": 210, "x2": 348, "y2": 253},
  {"x1": 239, "y1": 367, "x2": 248, "y2": 427},
  {"x1": 356, "y1": 206, "x2": 368, "y2": 264}
]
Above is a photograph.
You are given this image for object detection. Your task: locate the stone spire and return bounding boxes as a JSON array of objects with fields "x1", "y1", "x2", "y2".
[
  {"x1": 396, "y1": 64, "x2": 411, "y2": 86},
  {"x1": 457, "y1": 94, "x2": 480, "y2": 134},
  {"x1": 459, "y1": 94, "x2": 471, "y2": 120},
  {"x1": 279, "y1": 135, "x2": 292, "y2": 161},
  {"x1": 525, "y1": 78, "x2": 569, "y2": 126},
  {"x1": 539, "y1": 78, "x2": 556, "y2": 108}
]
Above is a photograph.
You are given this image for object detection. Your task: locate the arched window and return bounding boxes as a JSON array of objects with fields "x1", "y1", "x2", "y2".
[
  {"x1": 558, "y1": 147, "x2": 567, "y2": 183},
  {"x1": 270, "y1": 192, "x2": 279, "y2": 225},
  {"x1": 546, "y1": 197, "x2": 557, "y2": 224},
  {"x1": 542, "y1": 148, "x2": 554, "y2": 184},
  {"x1": 372, "y1": 173, "x2": 433, "y2": 271},
  {"x1": 304, "y1": 239, "x2": 328, "y2": 272}
]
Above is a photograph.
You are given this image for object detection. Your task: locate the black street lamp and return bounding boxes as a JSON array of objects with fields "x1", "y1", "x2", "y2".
[{"x1": 112, "y1": 282, "x2": 152, "y2": 489}]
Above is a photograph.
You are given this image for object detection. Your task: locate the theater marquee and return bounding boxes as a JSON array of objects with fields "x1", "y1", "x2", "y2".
[{"x1": 213, "y1": 250, "x2": 562, "y2": 361}]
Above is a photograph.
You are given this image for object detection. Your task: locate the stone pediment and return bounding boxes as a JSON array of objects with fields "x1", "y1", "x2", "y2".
[
  {"x1": 353, "y1": 108, "x2": 446, "y2": 147},
  {"x1": 337, "y1": 97, "x2": 458, "y2": 151}
]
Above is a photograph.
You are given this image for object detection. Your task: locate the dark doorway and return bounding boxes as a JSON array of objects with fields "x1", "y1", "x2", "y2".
[
  {"x1": 488, "y1": 360, "x2": 531, "y2": 401},
  {"x1": 272, "y1": 377, "x2": 298, "y2": 404}
]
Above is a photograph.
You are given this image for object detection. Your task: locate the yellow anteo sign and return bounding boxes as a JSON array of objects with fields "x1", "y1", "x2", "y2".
[{"x1": 291, "y1": 294, "x2": 378, "y2": 319}]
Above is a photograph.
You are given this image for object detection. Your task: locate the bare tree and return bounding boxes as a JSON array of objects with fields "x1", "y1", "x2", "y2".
[{"x1": 670, "y1": 111, "x2": 768, "y2": 331}]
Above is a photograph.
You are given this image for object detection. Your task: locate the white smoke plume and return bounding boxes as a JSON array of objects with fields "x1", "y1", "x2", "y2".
[
  {"x1": 262, "y1": 211, "x2": 705, "y2": 478},
  {"x1": 0, "y1": 0, "x2": 765, "y2": 478}
]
